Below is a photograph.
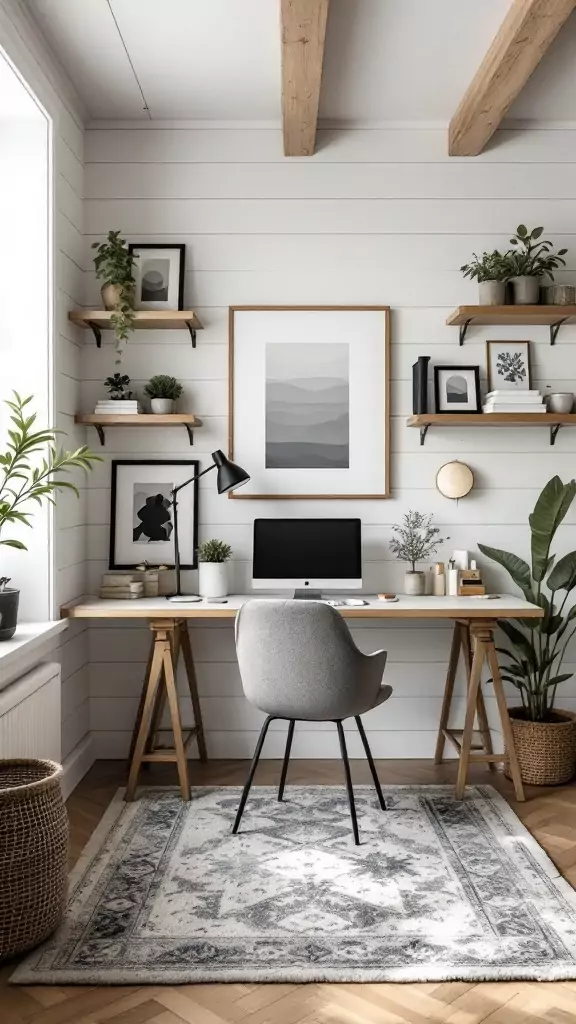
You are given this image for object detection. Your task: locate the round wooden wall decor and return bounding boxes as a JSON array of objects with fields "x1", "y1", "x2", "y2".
[{"x1": 436, "y1": 461, "x2": 474, "y2": 500}]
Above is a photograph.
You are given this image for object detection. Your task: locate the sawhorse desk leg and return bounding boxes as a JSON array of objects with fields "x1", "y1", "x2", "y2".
[
  {"x1": 126, "y1": 618, "x2": 208, "y2": 801},
  {"x1": 435, "y1": 618, "x2": 525, "y2": 802}
]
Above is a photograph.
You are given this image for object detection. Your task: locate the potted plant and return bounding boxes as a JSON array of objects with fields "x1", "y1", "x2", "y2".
[
  {"x1": 144, "y1": 375, "x2": 184, "y2": 414},
  {"x1": 0, "y1": 393, "x2": 100, "y2": 639},
  {"x1": 478, "y1": 475, "x2": 576, "y2": 785},
  {"x1": 197, "y1": 539, "x2": 232, "y2": 599},
  {"x1": 507, "y1": 225, "x2": 568, "y2": 305},
  {"x1": 91, "y1": 230, "x2": 138, "y2": 357},
  {"x1": 104, "y1": 373, "x2": 133, "y2": 400},
  {"x1": 389, "y1": 511, "x2": 446, "y2": 596},
  {"x1": 460, "y1": 250, "x2": 510, "y2": 305}
]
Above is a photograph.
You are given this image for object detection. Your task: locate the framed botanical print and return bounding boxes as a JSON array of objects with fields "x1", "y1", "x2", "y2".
[
  {"x1": 109, "y1": 460, "x2": 199, "y2": 569},
  {"x1": 486, "y1": 340, "x2": 532, "y2": 392},
  {"x1": 128, "y1": 244, "x2": 185, "y2": 310},
  {"x1": 228, "y1": 306, "x2": 390, "y2": 498},
  {"x1": 434, "y1": 365, "x2": 481, "y2": 413}
]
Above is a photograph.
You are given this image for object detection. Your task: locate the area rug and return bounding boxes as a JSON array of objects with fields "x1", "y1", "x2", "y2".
[{"x1": 11, "y1": 785, "x2": 576, "y2": 984}]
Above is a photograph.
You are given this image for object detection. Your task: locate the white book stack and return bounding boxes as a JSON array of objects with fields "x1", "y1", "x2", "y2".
[
  {"x1": 99, "y1": 572, "x2": 144, "y2": 600},
  {"x1": 483, "y1": 390, "x2": 545, "y2": 414},
  {"x1": 94, "y1": 400, "x2": 141, "y2": 415}
]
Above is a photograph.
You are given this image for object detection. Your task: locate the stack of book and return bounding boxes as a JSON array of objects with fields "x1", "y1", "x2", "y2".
[
  {"x1": 483, "y1": 390, "x2": 545, "y2": 414},
  {"x1": 94, "y1": 400, "x2": 141, "y2": 415},
  {"x1": 100, "y1": 572, "x2": 144, "y2": 600}
]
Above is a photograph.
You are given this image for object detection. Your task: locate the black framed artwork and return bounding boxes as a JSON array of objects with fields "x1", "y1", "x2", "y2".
[
  {"x1": 128, "y1": 243, "x2": 185, "y2": 311},
  {"x1": 434, "y1": 366, "x2": 482, "y2": 414},
  {"x1": 109, "y1": 460, "x2": 199, "y2": 569}
]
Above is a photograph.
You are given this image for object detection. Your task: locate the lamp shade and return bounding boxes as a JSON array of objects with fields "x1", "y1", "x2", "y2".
[{"x1": 212, "y1": 450, "x2": 250, "y2": 494}]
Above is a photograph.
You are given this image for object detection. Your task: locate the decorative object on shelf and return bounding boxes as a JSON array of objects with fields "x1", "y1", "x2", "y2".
[
  {"x1": 507, "y1": 225, "x2": 568, "y2": 305},
  {"x1": 109, "y1": 459, "x2": 200, "y2": 570},
  {"x1": 129, "y1": 243, "x2": 185, "y2": 311},
  {"x1": 434, "y1": 365, "x2": 481, "y2": 413},
  {"x1": 431, "y1": 562, "x2": 445, "y2": 596},
  {"x1": 460, "y1": 250, "x2": 510, "y2": 305},
  {"x1": 229, "y1": 306, "x2": 390, "y2": 498},
  {"x1": 96, "y1": 373, "x2": 141, "y2": 415},
  {"x1": 105, "y1": 372, "x2": 132, "y2": 399},
  {"x1": 0, "y1": 393, "x2": 100, "y2": 640},
  {"x1": 458, "y1": 564, "x2": 486, "y2": 596},
  {"x1": 197, "y1": 539, "x2": 233, "y2": 599},
  {"x1": 543, "y1": 285, "x2": 576, "y2": 306},
  {"x1": 135, "y1": 562, "x2": 167, "y2": 597},
  {"x1": 144, "y1": 374, "x2": 184, "y2": 414},
  {"x1": 0, "y1": 759, "x2": 68, "y2": 959},
  {"x1": 546, "y1": 392, "x2": 574, "y2": 414},
  {"x1": 412, "y1": 355, "x2": 430, "y2": 414},
  {"x1": 478, "y1": 475, "x2": 576, "y2": 785},
  {"x1": 486, "y1": 340, "x2": 532, "y2": 392},
  {"x1": 389, "y1": 510, "x2": 447, "y2": 596},
  {"x1": 91, "y1": 231, "x2": 138, "y2": 359},
  {"x1": 436, "y1": 461, "x2": 474, "y2": 501}
]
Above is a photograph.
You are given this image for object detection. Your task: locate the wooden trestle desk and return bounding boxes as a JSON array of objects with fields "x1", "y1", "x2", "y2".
[{"x1": 62, "y1": 594, "x2": 542, "y2": 803}]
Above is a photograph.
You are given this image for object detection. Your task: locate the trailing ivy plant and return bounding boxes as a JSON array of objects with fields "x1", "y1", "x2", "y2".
[
  {"x1": 479, "y1": 476, "x2": 576, "y2": 722},
  {"x1": 92, "y1": 230, "x2": 138, "y2": 359}
]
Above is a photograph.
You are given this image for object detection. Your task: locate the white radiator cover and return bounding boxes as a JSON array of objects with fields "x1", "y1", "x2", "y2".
[{"x1": 0, "y1": 662, "x2": 61, "y2": 761}]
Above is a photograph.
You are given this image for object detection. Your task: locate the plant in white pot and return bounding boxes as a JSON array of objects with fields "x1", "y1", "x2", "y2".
[
  {"x1": 144, "y1": 375, "x2": 183, "y2": 414},
  {"x1": 92, "y1": 230, "x2": 138, "y2": 359},
  {"x1": 507, "y1": 224, "x2": 568, "y2": 305},
  {"x1": 0, "y1": 393, "x2": 100, "y2": 639},
  {"x1": 390, "y1": 511, "x2": 446, "y2": 596},
  {"x1": 460, "y1": 250, "x2": 510, "y2": 305},
  {"x1": 197, "y1": 539, "x2": 232, "y2": 599}
]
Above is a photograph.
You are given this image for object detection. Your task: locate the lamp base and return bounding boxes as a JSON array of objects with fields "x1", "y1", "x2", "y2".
[{"x1": 166, "y1": 594, "x2": 202, "y2": 603}]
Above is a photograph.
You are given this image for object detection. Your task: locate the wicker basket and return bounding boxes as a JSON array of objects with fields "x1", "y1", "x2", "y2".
[
  {"x1": 0, "y1": 759, "x2": 68, "y2": 960},
  {"x1": 505, "y1": 709, "x2": 576, "y2": 786}
]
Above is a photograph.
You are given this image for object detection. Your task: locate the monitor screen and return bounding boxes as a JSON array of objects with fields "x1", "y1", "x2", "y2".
[{"x1": 253, "y1": 519, "x2": 361, "y2": 583}]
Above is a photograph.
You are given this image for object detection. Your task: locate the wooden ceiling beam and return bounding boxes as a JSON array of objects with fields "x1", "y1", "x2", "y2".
[
  {"x1": 449, "y1": 0, "x2": 576, "y2": 157},
  {"x1": 281, "y1": 0, "x2": 330, "y2": 157}
]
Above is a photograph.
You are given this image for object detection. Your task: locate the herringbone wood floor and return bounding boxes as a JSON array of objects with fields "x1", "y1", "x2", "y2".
[{"x1": 3, "y1": 758, "x2": 576, "y2": 1024}]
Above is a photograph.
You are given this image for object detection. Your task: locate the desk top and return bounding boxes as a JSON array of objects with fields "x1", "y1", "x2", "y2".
[{"x1": 61, "y1": 594, "x2": 543, "y2": 620}]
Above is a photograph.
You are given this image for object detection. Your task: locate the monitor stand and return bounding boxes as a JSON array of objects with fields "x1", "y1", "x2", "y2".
[{"x1": 293, "y1": 588, "x2": 322, "y2": 600}]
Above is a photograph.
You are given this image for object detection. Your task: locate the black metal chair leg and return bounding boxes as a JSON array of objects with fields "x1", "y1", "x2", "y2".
[
  {"x1": 355, "y1": 715, "x2": 386, "y2": 810},
  {"x1": 336, "y1": 720, "x2": 360, "y2": 845},
  {"x1": 232, "y1": 715, "x2": 274, "y2": 834},
  {"x1": 278, "y1": 720, "x2": 295, "y2": 801}
]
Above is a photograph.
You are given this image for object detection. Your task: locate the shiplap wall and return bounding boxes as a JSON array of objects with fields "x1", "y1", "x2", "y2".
[{"x1": 82, "y1": 124, "x2": 576, "y2": 759}]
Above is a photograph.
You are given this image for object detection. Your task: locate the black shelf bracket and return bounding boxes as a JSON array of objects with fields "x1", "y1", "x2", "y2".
[
  {"x1": 86, "y1": 321, "x2": 102, "y2": 347},
  {"x1": 184, "y1": 424, "x2": 195, "y2": 446},
  {"x1": 94, "y1": 424, "x2": 105, "y2": 446},
  {"x1": 185, "y1": 321, "x2": 197, "y2": 348},
  {"x1": 550, "y1": 424, "x2": 562, "y2": 446},
  {"x1": 419, "y1": 425, "x2": 430, "y2": 446},
  {"x1": 459, "y1": 318, "x2": 473, "y2": 346},
  {"x1": 550, "y1": 318, "x2": 568, "y2": 345}
]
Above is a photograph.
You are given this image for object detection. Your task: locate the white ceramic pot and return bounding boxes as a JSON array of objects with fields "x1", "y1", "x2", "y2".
[
  {"x1": 198, "y1": 561, "x2": 228, "y2": 599},
  {"x1": 150, "y1": 398, "x2": 174, "y2": 414},
  {"x1": 511, "y1": 276, "x2": 541, "y2": 305},
  {"x1": 546, "y1": 393, "x2": 574, "y2": 414},
  {"x1": 404, "y1": 571, "x2": 426, "y2": 596},
  {"x1": 478, "y1": 280, "x2": 505, "y2": 306}
]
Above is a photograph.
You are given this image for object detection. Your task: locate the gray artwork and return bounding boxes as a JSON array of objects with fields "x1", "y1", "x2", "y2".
[
  {"x1": 265, "y1": 342, "x2": 349, "y2": 469},
  {"x1": 133, "y1": 484, "x2": 173, "y2": 543},
  {"x1": 496, "y1": 350, "x2": 527, "y2": 384},
  {"x1": 141, "y1": 259, "x2": 170, "y2": 302},
  {"x1": 446, "y1": 374, "x2": 468, "y2": 403}
]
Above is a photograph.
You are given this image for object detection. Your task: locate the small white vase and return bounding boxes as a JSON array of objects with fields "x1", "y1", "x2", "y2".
[
  {"x1": 404, "y1": 571, "x2": 426, "y2": 596},
  {"x1": 151, "y1": 398, "x2": 174, "y2": 414},
  {"x1": 198, "y1": 561, "x2": 228, "y2": 599}
]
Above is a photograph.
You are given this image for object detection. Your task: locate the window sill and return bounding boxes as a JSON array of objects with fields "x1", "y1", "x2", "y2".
[{"x1": 0, "y1": 620, "x2": 68, "y2": 687}]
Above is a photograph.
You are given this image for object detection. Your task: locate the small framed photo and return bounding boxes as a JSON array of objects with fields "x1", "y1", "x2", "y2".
[
  {"x1": 109, "y1": 460, "x2": 199, "y2": 569},
  {"x1": 434, "y1": 365, "x2": 481, "y2": 413},
  {"x1": 486, "y1": 340, "x2": 532, "y2": 392},
  {"x1": 128, "y1": 244, "x2": 185, "y2": 310}
]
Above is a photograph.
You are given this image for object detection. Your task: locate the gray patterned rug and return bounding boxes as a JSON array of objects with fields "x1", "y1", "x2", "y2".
[{"x1": 12, "y1": 785, "x2": 576, "y2": 984}]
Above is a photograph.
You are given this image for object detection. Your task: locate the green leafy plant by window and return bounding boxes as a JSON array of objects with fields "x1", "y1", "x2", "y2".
[
  {"x1": 507, "y1": 225, "x2": 568, "y2": 281},
  {"x1": 478, "y1": 475, "x2": 576, "y2": 722},
  {"x1": 460, "y1": 251, "x2": 510, "y2": 283},
  {"x1": 144, "y1": 375, "x2": 184, "y2": 401},
  {"x1": 389, "y1": 511, "x2": 446, "y2": 572},
  {"x1": 104, "y1": 373, "x2": 132, "y2": 399},
  {"x1": 0, "y1": 393, "x2": 101, "y2": 552},
  {"x1": 91, "y1": 230, "x2": 138, "y2": 358},
  {"x1": 197, "y1": 539, "x2": 232, "y2": 563}
]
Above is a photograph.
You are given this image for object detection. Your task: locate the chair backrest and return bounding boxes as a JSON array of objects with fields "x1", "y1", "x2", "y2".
[{"x1": 235, "y1": 599, "x2": 381, "y2": 721}]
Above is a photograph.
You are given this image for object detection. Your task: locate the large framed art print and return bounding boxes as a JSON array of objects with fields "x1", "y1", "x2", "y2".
[{"x1": 229, "y1": 306, "x2": 390, "y2": 498}]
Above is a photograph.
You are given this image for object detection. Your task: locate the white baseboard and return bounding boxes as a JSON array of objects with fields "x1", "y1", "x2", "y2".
[{"x1": 61, "y1": 733, "x2": 95, "y2": 800}]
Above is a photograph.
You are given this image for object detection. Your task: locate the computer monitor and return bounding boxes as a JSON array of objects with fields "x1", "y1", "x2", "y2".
[{"x1": 252, "y1": 518, "x2": 362, "y2": 598}]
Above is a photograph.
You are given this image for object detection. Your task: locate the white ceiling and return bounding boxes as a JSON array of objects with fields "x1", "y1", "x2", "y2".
[{"x1": 22, "y1": 0, "x2": 576, "y2": 123}]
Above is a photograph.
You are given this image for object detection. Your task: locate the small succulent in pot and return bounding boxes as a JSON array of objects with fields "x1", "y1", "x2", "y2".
[
  {"x1": 92, "y1": 230, "x2": 138, "y2": 360},
  {"x1": 507, "y1": 225, "x2": 568, "y2": 305},
  {"x1": 389, "y1": 511, "x2": 447, "y2": 596},
  {"x1": 197, "y1": 539, "x2": 232, "y2": 599},
  {"x1": 460, "y1": 250, "x2": 510, "y2": 305},
  {"x1": 144, "y1": 375, "x2": 184, "y2": 414},
  {"x1": 105, "y1": 373, "x2": 132, "y2": 400}
]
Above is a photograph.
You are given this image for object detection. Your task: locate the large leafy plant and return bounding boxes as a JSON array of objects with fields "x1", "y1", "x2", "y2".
[
  {"x1": 479, "y1": 476, "x2": 576, "y2": 722},
  {"x1": 507, "y1": 224, "x2": 567, "y2": 281},
  {"x1": 0, "y1": 393, "x2": 101, "y2": 552},
  {"x1": 92, "y1": 230, "x2": 138, "y2": 358}
]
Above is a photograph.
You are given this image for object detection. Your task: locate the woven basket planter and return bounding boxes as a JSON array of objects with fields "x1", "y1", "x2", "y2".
[
  {"x1": 0, "y1": 759, "x2": 68, "y2": 960},
  {"x1": 505, "y1": 709, "x2": 576, "y2": 787}
]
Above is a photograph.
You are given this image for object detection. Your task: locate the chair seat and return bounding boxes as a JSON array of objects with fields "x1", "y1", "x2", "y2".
[{"x1": 373, "y1": 684, "x2": 393, "y2": 709}]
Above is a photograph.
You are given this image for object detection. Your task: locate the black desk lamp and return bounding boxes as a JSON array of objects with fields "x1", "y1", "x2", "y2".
[{"x1": 167, "y1": 450, "x2": 249, "y2": 602}]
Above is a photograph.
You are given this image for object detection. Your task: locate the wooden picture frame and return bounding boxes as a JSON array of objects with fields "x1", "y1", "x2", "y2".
[
  {"x1": 128, "y1": 243, "x2": 186, "y2": 311},
  {"x1": 228, "y1": 305, "x2": 391, "y2": 499},
  {"x1": 434, "y1": 366, "x2": 482, "y2": 414},
  {"x1": 486, "y1": 340, "x2": 532, "y2": 392}
]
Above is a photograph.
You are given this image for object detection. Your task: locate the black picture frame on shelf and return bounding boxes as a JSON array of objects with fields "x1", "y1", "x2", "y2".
[
  {"x1": 128, "y1": 243, "x2": 185, "y2": 311},
  {"x1": 109, "y1": 459, "x2": 199, "y2": 569},
  {"x1": 434, "y1": 365, "x2": 482, "y2": 414}
]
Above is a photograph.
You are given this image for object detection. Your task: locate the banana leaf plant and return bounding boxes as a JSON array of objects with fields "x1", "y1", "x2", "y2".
[{"x1": 478, "y1": 476, "x2": 576, "y2": 722}]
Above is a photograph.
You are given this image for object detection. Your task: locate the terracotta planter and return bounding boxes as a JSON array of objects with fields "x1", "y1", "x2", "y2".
[{"x1": 505, "y1": 708, "x2": 575, "y2": 786}]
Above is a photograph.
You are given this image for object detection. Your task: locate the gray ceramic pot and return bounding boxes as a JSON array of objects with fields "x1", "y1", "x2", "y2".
[
  {"x1": 546, "y1": 393, "x2": 574, "y2": 414},
  {"x1": 404, "y1": 571, "x2": 426, "y2": 596},
  {"x1": 511, "y1": 276, "x2": 541, "y2": 305},
  {"x1": 478, "y1": 280, "x2": 505, "y2": 306},
  {"x1": 0, "y1": 588, "x2": 19, "y2": 641},
  {"x1": 150, "y1": 398, "x2": 174, "y2": 414}
]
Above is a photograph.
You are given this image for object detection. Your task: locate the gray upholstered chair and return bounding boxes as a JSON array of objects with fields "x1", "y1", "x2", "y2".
[{"x1": 232, "y1": 599, "x2": 391, "y2": 844}]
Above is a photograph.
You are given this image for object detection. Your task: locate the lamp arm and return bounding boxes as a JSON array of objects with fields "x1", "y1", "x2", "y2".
[{"x1": 169, "y1": 462, "x2": 215, "y2": 501}]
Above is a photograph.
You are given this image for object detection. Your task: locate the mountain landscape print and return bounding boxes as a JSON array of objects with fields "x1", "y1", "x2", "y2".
[{"x1": 265, "y1": 342, "x2": 350, "y2": 468}]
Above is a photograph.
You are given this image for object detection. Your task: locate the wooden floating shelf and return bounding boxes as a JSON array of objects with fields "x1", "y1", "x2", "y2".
[
  {"x1": 407, "y1": 413, "x2": 576, "y2": 447},
  {"x1": 446, "y1": 305, "x2": 576, "y2": 346},
  {"x1": 75, "y1": 413, "x2": 203, "y2": 447},
  {"x1": 69, "y1": 310, "x2": 204, "y2": 348}
]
